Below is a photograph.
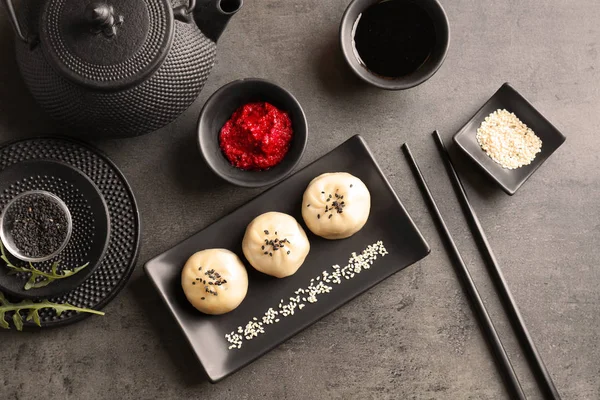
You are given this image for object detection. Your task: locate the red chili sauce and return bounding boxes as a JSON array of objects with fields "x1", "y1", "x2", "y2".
[{"x1": 219, "y1": 102, "x2": 293, "y2": 170}]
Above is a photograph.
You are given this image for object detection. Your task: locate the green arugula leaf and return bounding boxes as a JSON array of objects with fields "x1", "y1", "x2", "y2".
[
  {"x1": 0, "y1": 291, "x2": 104, "y2": 331},
  {"x1": 24, "y1": 274, "x2": 37, "y2": 290},
  {"x1": 0, "y1": 242, "x2": 90, "y2": 290},
  {"x1": 32, "y1": 310, "x2": 41, "y2": 327},
  {"x1": 12, "y1": 312, "x2": 23, "y2": 331},
  {"x1": 0, "y1": 312, "x2": 8, "y2": 329},
  {"x1": 0, "y1": 293, "x2": 7, "y2": 329},
  {"x1": 51, "y1": 262, "x2": 58, "y2": 275}
]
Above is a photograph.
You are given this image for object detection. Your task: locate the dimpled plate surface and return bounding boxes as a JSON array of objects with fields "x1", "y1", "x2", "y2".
[
  {"x1": 0, "y1": 137, "x2": 140, "y2": 327},
  {"x1": 0, "y1": 160, "x2": 110, "y2": 299},
  {"x1": 145, "y1": 135, "x2": 431, "y2": 382}
]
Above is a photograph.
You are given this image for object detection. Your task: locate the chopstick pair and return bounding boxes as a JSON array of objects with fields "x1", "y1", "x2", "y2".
[{"x1": 402, "y1": 132, "x2": 561, "y2": 400}]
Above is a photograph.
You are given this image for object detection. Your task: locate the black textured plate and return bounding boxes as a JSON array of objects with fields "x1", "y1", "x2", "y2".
[
  {"x1": 0, "y1": 137, "x2": 140, "y2": 328},
  {"x1": 0, "y1": 160, "x2": 110, "y2": 299},
  {"x1": 145, "y1": 135, "x2": 430, "y2": 382},
  {"x1": 453, "y1": 83, "x2": 567, "y2": 195}
]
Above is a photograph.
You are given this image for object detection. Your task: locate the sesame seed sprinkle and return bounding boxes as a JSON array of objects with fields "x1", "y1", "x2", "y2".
[{"x1": 224, "y1": 241, "x2": 389, "y2": 350}]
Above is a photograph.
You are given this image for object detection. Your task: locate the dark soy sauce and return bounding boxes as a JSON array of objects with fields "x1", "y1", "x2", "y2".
[{"x1": 352, "y1": 0, "x2": 436, "y2": 78}]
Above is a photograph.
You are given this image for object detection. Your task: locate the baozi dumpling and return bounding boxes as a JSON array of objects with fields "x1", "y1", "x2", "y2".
[
  {"x1": 302, "y1": 172, "x2": 370, "y2": 239},
  {"x1": 181, "y1": 249, "x2": 248, "y2": 315},
  {"x1": 242, "y1": 212, "x2": 310, "y2": 278}
]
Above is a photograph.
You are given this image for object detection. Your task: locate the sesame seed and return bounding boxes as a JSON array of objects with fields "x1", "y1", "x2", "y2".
[
  {"x1": 224, "y1": 241, "x2": 389, "y2": 350},
  {"x1": 476, "y1": 109, "x2": 542, "y2": 169}
]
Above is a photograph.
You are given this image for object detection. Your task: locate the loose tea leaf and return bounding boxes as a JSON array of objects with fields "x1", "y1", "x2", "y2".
[
  {"x1": 0, "y1": 242, "x2": 89, "y2": 290},
  {"x1": 0, "y1": 291, "x2": 104, "y2": 331}
]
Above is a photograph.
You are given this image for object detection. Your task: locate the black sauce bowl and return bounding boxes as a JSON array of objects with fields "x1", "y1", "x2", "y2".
[
  {"x1": 197, "y1": 79, "x2": 308, "y2": 188},
  {"x1": 340, "y1": 0, "x2": 450, "y2": 90}
]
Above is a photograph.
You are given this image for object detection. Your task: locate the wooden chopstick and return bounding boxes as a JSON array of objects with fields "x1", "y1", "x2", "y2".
[
  {"x1": 401, "y1": 143, "x2": 526, "y2": 400},
  {"x1": 432, "y1": 131, "x2": 561, "y2": 400}
]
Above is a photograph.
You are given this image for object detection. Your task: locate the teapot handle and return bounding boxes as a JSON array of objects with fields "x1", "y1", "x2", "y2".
[
  {"x1": 173, "y1": 0, "x2": 196, "y2": 22},
  {"x1": 186, "y1": 0, "x2": 197, "y2": 13},
  {"x1": 2, "y1": 0, "x2": 28, "y2": 43}
]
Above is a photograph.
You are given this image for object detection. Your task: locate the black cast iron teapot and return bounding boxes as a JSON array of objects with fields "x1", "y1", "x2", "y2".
[{"x1": 2, "y1": 0, "x2": 242, "y2": 137}]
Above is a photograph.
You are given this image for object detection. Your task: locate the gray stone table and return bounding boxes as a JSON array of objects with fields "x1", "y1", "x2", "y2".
[{"x1": 1, "y1": 1, "x2": 598, "y2": 399}]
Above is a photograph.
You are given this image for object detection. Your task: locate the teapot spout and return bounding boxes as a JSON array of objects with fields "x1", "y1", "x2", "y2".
[{"x1": 193, "y1": 0, "x2": 243, "y2": 43}]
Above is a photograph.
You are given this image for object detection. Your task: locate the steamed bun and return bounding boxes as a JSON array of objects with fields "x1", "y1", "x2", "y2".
[
  {"x1": 301, "y1": 172, "x2": 370, "y2": 239},
  {"x1": 181, "y1": 249, "x2": 248, "y2": 315},
  {"x1": 242, "y1": 212, "x2": 310, "y2": 278}
]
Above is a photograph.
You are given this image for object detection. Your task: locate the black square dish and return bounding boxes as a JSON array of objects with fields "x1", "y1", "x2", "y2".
[
  {"x1": 453, "y1": 83, "x2": 566, "y2": 195},
  {"x1": 144, "y1": 135, "x2": 430, "y2": 382}
]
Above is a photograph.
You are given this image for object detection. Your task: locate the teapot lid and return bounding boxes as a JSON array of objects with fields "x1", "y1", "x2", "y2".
[{"x1": 39, "y1": 0, "x2": 174, "y2": 91}]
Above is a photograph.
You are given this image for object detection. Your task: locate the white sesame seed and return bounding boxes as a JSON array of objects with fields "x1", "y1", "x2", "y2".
[
  {"x1": 476, "y1": 109, "x2": 542, "y2": 169},
  {"x1": 225, "y1": 241, "x2": 388, "y2": 350}
]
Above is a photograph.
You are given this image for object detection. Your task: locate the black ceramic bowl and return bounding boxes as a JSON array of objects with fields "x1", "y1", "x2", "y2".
[
  {"x1": 340, "y1": 0, "x2": 450, "y2": 90},
  {"x1": 453, "y1": 83, "x2": 567, "y2": 195},
  {"x1": 198, "y1": 79, "x2": 308, "y2": 188}
]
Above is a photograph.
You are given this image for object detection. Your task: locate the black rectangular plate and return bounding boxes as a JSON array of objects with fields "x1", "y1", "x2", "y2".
[
  {"x1": 144, "y1": 135, "x2": 430, "y2": 382},
  {"x1": 453, "y1": 83, "x2": 566, "y2": 195}
]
